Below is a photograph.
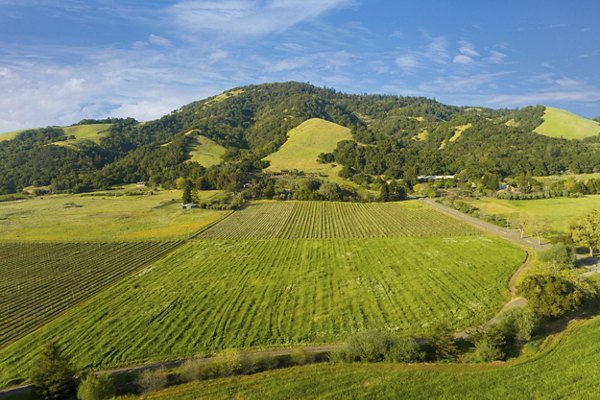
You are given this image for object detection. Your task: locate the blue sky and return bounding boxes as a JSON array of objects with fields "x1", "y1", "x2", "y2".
[{"x1": 1, "y1": 0, "x2": 599, "y2": 131}]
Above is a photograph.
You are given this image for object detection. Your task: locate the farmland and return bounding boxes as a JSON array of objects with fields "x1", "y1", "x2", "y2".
[
  {"x1": 0, "y1": 241, "x2": 181, "y2": 349},
  {"x1": 122, "y1": 316, "x2": 600, "y2": 399},
  {"x1": 0, "y1": 201, "x2": 524, "y2": 386},
  {"x1": 0, "y1": 188, "x2": 227, "y2": 242},
  {"x1": 534, "y1": 107, "x2": 600, "y2": 140},
  {"x1": 199, "y1": 201, "x2": 478, "y2": 239},
  {"x1": 464, "y1": 195, "x2": 600, "y2": 232}
]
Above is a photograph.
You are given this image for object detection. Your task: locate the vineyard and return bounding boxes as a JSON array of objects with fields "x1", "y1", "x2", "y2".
[
  {"x1": 0, "y1": 235, "x2": 523, "y2": 385},
  {"x1": 0, "y1": 241, "x2": 180, "y2": 348},
  {"x1": 199, "y1": 201, "x2": 478, "y2": 239}
]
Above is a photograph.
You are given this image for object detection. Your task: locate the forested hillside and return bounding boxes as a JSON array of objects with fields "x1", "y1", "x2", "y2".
[{"x1": 1, "y1": 82, "x2": 599, "y2": 195}]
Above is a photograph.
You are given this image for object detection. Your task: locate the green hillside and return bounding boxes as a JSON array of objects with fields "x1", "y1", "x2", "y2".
[
  {"x1": 0, "y1": 130, "x2": 26, "y2": 142},
  {"x1": 264, "y1": 118, "x2": 353, "y2": 184},
  {"x1": 534, "y1": 107, "x2": 600, "y2": 139},
  {"x1": 188, "y1": 133, "x2": 227, "y2": 167},
  {"x1": 52, "y1": 123, "x2": 112, "y2": 147}
]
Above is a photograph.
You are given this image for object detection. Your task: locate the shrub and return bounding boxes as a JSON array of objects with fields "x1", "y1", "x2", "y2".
[
  {"x1": 137, "y1": 367, "x2": 168, "y2": 393},
  {"x1": 343, "y1": 330, "x2": 394, "y2": 362},
  {"x1": 30, "y1": 342, "x2": 76, "y2": 400},
  {"x1": 385, "y1": 336, "x2": 425, "y2": 363},
  {"x1": 212, "y1": 349, "x2": 250, "y2": 376},
  {"x1": 77, "y1": 373, "x2": 115, "y2": 400},
  {"x1": 498, "y1": 308, "x2": 539, "y2": 343},
  {"x1": 468, "y1": 326, "x2": 506, "y2": 363},
  {"x1": 290, "y1": 348, "x2": 312, "y2": 366},
  {"x1": 539, "y1": 244, "x2": 576, "y2": 270},
  {"x1": 428, "y1": 326, "x2": 459, "y2": 361}
]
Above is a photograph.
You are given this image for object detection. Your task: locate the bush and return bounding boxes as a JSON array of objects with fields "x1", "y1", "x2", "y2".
[
  {"x1": 428, "y1": 326, "x2": 459, "y2": 361},
  {"x1": 290, "y1": 348, "x2": 312, "y2": 366},
  {"x1": 30, "y1": 342, "x2": 76, "y2": 400},
  {"x1": 77, "y1": 373, "x2": 115, "y2": 400},
  {"x1": 137, "y1": 367, "x2": 168, "y2": 393},
  {"x1": 343, "y1": 330, "x2": 394, "y2": 362},
  {"x1": 212, "y1": 349, "x2": 250, "y2": 376},
  {"x1": 498, "y1": 308, "x2": 539, "y2": 343},
  {"x1": 385, "y1": 336, "x2": 425, "y2": 363},
  {"x1": 468, "y1": 326, "x2": 506, "y2": 362},
  {"x1": 539, "y1": 244, "x2": 576, "y2": 270}
]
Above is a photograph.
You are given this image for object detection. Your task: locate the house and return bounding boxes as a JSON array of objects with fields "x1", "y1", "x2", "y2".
[
  {"x1": 181, "y1": 203, "x2": 199, "y2": 209},
  {"x1": 417, "y1": 175, "x2": 455, "y2": 183}
]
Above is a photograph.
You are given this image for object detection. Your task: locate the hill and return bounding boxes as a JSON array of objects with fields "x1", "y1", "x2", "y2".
[
  {"x1": 264, "y1": 118, "x2": 353, "y2": 184},
  {"x1": 0, "y1": 130, "x2": 26, "y2": 142},
  {"x1": 534, "y1": 107, "x2": 600, "y2": 139},
  {"x1": 0, "y1": 82, "x2": 599, "y2": 196}
]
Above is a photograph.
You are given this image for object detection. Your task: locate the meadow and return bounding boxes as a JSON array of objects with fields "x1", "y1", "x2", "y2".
[
  {"x1": 263, "y1": 118, "x2": 354, "y2": 186},
  {"x1": 0, "y1": 188, "x2": 227, "y2": 242},
  {"x1": 187, "y1": 134, "x2": 227, "y2": 167},
  {"x1": 0, "y1": 201, "x2": 524, "y2": 387},
  {"x1": 0, "y1": 241, "x2": 180, "y2": 348},
  {"x1": 125, "y1": 316, "x2": 600, "y2": 399},
  {"x1": 534, "y1": 107, "x2": 600, "y2": 140},
  {"x1": 464, "y1": 195, "x2": 600, "y2": 232}
]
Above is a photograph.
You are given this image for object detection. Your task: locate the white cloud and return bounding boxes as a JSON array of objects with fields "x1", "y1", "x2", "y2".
[
  {"x1": 424, "y1": 36, "x2": 449, "y2": 64},
  {"x1": 453, "y1": 55, "x2": 473, "y2": 64},
  {"x1": 148, "y1": 34, "x2": 173, "y2": 47},
  {"x1": 419, "y1": 72, "x2": 511, "y2": 93},
  {"x1": 488, "y1": 89, "x2": 600, "y2": 106},
  {"x1": 488, "y1": 50, "x2": 506, "y2": 64},
  {"x1": 555, "y1": 78, "x2": 584, "y2": 88},
  {"x1": 458, "y1": 41, "x2": 479, "y2": 57},
  {"x1": 395, "y1": 54, "x2": 419, "y2": 71},
  {"x1": 169, "y1": 0, "x2": 354, "y2": 38}
]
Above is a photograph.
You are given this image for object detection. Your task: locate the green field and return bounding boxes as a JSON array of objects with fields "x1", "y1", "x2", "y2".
[
  {"x1": 534, "y1": 107, "x2": 600, "y2": 140},
  {"x1": 534, "y1": 172, "x2": 600, "y2": 186},
  {"x1": 465, "y1": 195, "x2": 600, "y2": 232},
  {"x1": 127, "y1": 316, "x2": 600, "y2": 399},
  {"x1": 188, "y1": 134, "x2": 227, "y2": 167},
  {"x1": 0, "y1": 241, "x2": 180, "y2": 348},
  {"x1": 0, "y1": 124, "x2": 112, "y2": 146},
  {"x1": 0, "y1": 201, "x2": 523, "y2": 387},
  {"x1": 200, "y1": 201, "x2": 479, "y2": 239},
  {"x1": 0, "y1": 189, "x2": 227, "y2": 242},
  {"x1": 264, "y1": 118, "x2": 353, "y2": 185}
]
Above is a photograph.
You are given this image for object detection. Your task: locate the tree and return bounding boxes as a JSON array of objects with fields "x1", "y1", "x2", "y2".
[
  {"x1": 518, "y1": 274, "x2": 588, "y2": 318},
  {"x1": 181, "y1": 178, "x2": 193, "y2": 204},
  {"x1": 530, "y1": 217, "x2": 551, "y2": 245},
  {"x1": 77, "y1": 373, "x2": 115, "y2": 400},
  {"x1": 379, "y1": 182, "x2": 390, "y2": 202},
  {"x1": 516, "y1": 213, "x2": 531, "y2": 239},
  {"x1": 264, "y1": 179, "x2": 275, "y2": 199},
  {"x1": 428, "y1": 325, "x2": 459, "y2": 361},
  {"x1": 30, "y1": 342, "x2": 76, "y2": 400},
  {"x1": 569, "y1": 210, "x2": 600, "y2": 257}
]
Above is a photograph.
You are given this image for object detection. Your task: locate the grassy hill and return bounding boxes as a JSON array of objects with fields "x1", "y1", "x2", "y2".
[
  {"x1": 188, "y1": 133, "x2": 227, "y2": 167},
  {"x1": 534, "y1": 107, "x2": 600, "y2": 139},
  {"x1": 0, "y1": 201, "x2": 523, "y2": 386},
  {"x1": 263, "y1": 118, "x2": 353, "y2": 184},
  {"x1": 0, "y1": 130, "x2": 26, "y2": 142},
  {"x1": 0, "y1": 124, "x2": 112, "y2": 146},
  {"x1": 126, "y1": 316, "x2": 600, "y2": 399}
]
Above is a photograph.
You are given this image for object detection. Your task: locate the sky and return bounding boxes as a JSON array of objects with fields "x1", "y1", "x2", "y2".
[{"x1": 1, "y1": 0, "x2": 599, "y2": 132}]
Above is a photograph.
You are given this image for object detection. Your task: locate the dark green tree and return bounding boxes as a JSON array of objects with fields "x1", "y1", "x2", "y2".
[
  {"x1": 518, "y1": 274, "x2": 588, "y2": 318},
  {"x1": 30, "y1": 342, "x2": 76, "y2": 400},
  {"x1": 182, "y1": 179, "x2": 193, "y2": 204},
  {"x1": 379, "y1": 183, "x2": 390, "y2": 202}
]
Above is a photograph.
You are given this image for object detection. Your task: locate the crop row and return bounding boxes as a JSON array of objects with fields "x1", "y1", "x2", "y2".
[
  {"x1": 0, "y1": 241, "x2": 181, "y2": 348},
  {"x1": 199, "y1": 201, "x2": 478, "y2": 240},
  {"x1": 0, "y1": 236, "x2": 523, "y2": 384}
]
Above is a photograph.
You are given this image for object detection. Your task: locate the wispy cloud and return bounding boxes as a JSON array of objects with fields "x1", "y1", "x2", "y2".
[
  {"x1": 453, "y1": 55, "x2": 473, "y2": 64},
  {"x1": 169, "y1": 0, "x2": 355, "y2": 38}
]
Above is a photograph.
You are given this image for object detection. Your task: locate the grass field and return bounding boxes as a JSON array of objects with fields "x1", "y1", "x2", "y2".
[
  {"x1": 464, "y1": 195, "x2": 600, "y2": 232},
  {"x1": 264, "y1": 118, "x2": 353, "y2": 185},
  {"x1": 188, "y1": 134, "x2": 227, "y2": 167},
  {"x1": 199, "y1": 201, "x2": 479, "y2": 239},
  {"x1": 0, "y1": 130, "x2": 26, "y2": 142},
  {"x1": 125, "y1": 316, "x2": 600, "y2": 399},
  {"x1": 0, "y1": 241, "x2": 180, "y2": 349},
  {"x1": 0, "y1": 189, "x2": 227, "y2": 242},
  {"x1": 0, "y1": 201, "x2": 523, "y2": 387},
  {"x1": 534, "y1": 107, "x2": 600, "y2": 140},
  {"x1": 534, "y1": 172, "x2": 600, "y2": 186}
]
